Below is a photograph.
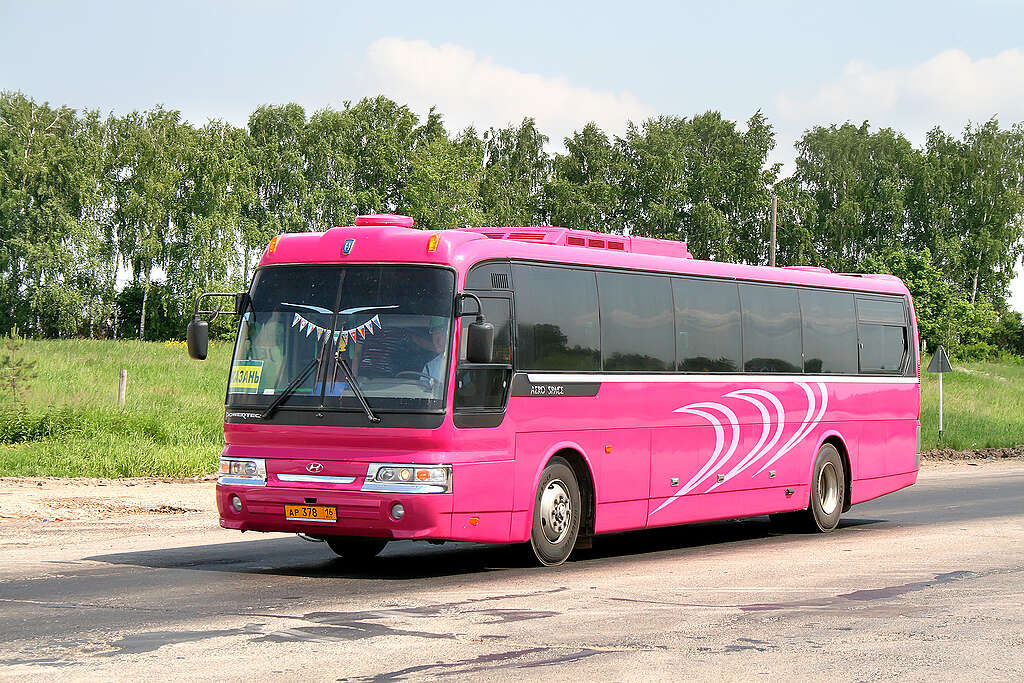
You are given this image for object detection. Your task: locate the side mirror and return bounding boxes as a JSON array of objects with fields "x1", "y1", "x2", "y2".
[
  {"x1": 459, "y1": 292, "x2": 495, "y2": 363},
  {"x1": 234, "y1": 292, "x2": 249, "y2": 315},
  {"x1": 187, "y1": 317, "x2": 209, "y2": 360},
  {"x1": 466, "y1": 319, "x2": 495, "y2": 363}
]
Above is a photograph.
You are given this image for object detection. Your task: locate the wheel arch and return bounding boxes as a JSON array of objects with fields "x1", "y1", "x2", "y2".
[{"x1": 529, "y1": 442, "x2": 597, "y2": 545}]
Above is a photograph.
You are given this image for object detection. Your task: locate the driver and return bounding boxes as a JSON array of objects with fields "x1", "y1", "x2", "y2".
[{"x1": 419, "y1": 319, "x2": 448, "y2": 389}]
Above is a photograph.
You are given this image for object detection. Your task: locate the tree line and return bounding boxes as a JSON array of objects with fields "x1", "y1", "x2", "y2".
[{"x1": 1, "y1": 90, "x2": 1022, "y2": 356}]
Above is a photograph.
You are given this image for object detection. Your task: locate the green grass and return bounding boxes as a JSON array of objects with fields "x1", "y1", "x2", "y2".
[
  {"x1": 920, "y1": 355, "x2": 1024, "y2": 450},
  {"x1": 1, "y1": 339, "x2": 1021, "y2": 477},
  {"x1": 0, "y1": 339, "x2": 231, "y2": 477}
]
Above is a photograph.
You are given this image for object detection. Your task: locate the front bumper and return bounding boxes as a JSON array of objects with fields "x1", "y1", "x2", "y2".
[{"x1": 217, "y1": 484, "x2": 454, "y2": 539}]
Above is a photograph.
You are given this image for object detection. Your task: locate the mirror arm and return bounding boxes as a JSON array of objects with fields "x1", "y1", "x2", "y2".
[
  {"x1": 193, "y1": 292, "x2": 247, "y2": 319},
  {"x1": 458, "y1": 292, "x2": 487, "y2": 323}
]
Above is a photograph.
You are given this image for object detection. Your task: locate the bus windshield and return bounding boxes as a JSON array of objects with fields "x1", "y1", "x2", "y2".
[{"x1": 227, "y1": 265, "x2": 455, "y2": 413}]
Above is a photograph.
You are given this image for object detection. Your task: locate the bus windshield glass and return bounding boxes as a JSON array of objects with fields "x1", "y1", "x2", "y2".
[{"x1": 228, "y1": 265, "x2": 455, "y2": 413}]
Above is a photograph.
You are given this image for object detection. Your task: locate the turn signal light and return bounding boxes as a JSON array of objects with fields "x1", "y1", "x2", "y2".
[
  {"x1": 427, "y1": 234, "x2": 440, "y2": 252},
  {"x1": 267, "y1": 235, "x2": 281, "y2": 253}
]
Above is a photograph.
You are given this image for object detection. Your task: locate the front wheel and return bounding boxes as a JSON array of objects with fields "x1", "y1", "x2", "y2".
[
  {"x1": 326, "y1": 536, "x2": 388, "y2": 561},
  {"x1": 529, "y1": 457, "x2": 581, "y2": 566}
]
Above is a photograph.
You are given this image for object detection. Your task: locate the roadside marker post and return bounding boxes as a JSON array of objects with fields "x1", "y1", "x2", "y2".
[
  {"x1": 927, "y1": 346, "x2": 952, "y2": 438},
  {"x1": 118, "y1": 369, "x2": 127, "y2": 407}
]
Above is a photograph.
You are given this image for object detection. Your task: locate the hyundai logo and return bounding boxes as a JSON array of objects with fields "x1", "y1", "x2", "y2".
[{"x1": 306, "y1": 462, "x2": 324, "y2": 473}]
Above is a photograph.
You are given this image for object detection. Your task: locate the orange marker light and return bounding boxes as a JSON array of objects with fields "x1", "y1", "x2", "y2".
[
  {"x1": 469, "y1": 516, "x2": 479, "y2": 526},
  {"x1": 605, "y1": 445, "x2": 613, "y2": 454},
  {"x1": 267, "y1": 235, "x2": 281, "y2": 253},
  {"x1": 416, "y1": 469, "x2": 430, "y2": 481},
  {"x1": 427, "y1": 234, "x2": 440, "y2": 252}
]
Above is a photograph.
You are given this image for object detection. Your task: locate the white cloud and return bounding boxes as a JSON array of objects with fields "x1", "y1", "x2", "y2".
[
  {"x1": 774, "y1": 48, "x2": 1024, "y2": 143},
  {"x1": 364, "y1": 37, "x2": 655, "y2": 148}
]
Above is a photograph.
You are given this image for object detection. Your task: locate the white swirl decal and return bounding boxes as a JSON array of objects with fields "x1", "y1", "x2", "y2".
[{"x1": 652, "y1": 382, "x2": 828, "y2": 516}]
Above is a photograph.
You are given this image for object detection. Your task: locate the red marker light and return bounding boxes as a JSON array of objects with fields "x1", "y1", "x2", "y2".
[{"x1": 355, "y1": 214, "x2": 415, "y2": 228}]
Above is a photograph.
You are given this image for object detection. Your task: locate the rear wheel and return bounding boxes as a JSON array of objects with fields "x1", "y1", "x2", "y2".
[
  {"x1": 770, "y1": 444, "x2": 846, "y2": 532},
  {"x1": 529, "y1": 457, "x2": 581, "y2": 566},
  {"x1": 802, "y1": 443, "x2": 845, "y2": 532},
  {"x1": 325, "y1": 536, "x2": 388, "y2": 561}
]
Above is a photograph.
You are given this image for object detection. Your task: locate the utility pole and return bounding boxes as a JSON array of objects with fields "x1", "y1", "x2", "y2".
[{"x1": 770, "y1": 193, "x2": 777, "y2": 267}]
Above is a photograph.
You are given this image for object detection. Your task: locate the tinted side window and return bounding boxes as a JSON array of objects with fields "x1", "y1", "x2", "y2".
[
  {"x1": 857, "y1": 297, "x2": 906, "y2": 324},
  {"x1": 673, "y1": 278, "x2": 741, "y2": 372},
  {"x1": 454, "y1": 367, "x2": 509, "y2": 410},
  {"x1": 598, "y1": 272, "x2": 674, "y2": 371},
  {"x1": 859, "y1": 324, "x2": 907, "y2": 373},
  {"x1": 740, "y1": 284, "x2": 802, "y2": 373},
  {"x1": 800, "y1": 290, "x2": 858, "y2": 374},
  {"x1": 513, "y1": 265, "x2": 600, "y2": 371},
  {"x1": 459, "y1": 297, "x2": 512, "y2": 365}
]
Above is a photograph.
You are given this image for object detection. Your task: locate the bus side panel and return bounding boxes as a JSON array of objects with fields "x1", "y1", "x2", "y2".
[
  {"x1": 887, "y1": 419, "x2": 919, "y2": 475},
  {"x1": 647, "y1": 484, "x2": 810, "y2": 529},
  {"x1": 851, "y1": 470, "x2": 917, "y2": 505},
  {"x1": 649, "y1": 424, "x2": 777, "y2": 525},
  {"x1": 512, "y1": 430, "x2": 650, "y2": 537},
  {"x1": 448, "y1": 460, "x2": 515, "y2": 543},
  {"x1": 857, "y1": 420, "x2": 888, "y2": 479}
]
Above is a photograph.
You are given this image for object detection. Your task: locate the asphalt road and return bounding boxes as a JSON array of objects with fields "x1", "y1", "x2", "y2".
[{"x1": 2, "y1": 462, "x2": 1023, "y2": 681}]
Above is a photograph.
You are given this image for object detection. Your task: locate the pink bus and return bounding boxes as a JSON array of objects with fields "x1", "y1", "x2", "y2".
[{"x1": 187, "y1": 213, "x2": 921, "y2": 566}]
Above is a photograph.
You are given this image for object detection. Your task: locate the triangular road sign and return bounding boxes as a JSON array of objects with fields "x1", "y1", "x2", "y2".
[{"x1": 927, "y1": 345, "x2": 953, "y2": 373}]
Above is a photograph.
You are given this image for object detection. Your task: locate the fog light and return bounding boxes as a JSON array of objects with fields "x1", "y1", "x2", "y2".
[
  {"x1": 391, "y1": 503, "x2": 405, "y2": 520},
  {"x1": 231, "y1": 495, "x2": 243, "y2": 512}
]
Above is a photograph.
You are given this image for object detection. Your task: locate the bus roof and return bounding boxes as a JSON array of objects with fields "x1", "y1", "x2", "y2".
[{"x1": 258, "y1": 215, "x2": 909, "y2": 297}]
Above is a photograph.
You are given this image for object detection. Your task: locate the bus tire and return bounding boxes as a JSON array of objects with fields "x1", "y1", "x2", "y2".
[
  {"x1": 326, "y1": 536, "x2": 388, "y2": 561},
  {"x1": 529, "y1": 457, "x2": 581, "y2": 566},
  {"x1": 802, "y1": 443, "x2": 845, "y2": 532}
]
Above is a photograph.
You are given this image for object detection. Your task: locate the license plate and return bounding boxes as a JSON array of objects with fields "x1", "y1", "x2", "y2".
[{"x1": 284, "y1": 504, "x2": 337, "y2": 523}]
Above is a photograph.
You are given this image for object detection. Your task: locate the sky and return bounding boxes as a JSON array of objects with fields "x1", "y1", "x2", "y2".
[{"x1": 3, "y1": 0, "x2": 1023, "y2": 310}]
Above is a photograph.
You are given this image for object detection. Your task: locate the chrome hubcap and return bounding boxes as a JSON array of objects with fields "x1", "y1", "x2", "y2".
[
  {"x1": 818, "y1": 462, "x2": 840, "y2": 515},
  {"x1": 540, "y1": 479, "x2": 572, "y2": 544}
]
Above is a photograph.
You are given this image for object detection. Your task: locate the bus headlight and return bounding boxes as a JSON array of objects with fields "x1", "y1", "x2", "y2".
[
  {"x1": 363, "y1": 464, "x2": 452, "y2": 493},
  {"x1": 218, "y1": 457, "x2": 267, "y2": 486}
]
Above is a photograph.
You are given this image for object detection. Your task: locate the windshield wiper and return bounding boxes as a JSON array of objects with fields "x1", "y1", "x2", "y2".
[
  {"x1": 332, "y1": 349, "x2": 381, "y2": 423},
  {"x1": 260, "y1": 357, "x2": 319, "y2": 419}
]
